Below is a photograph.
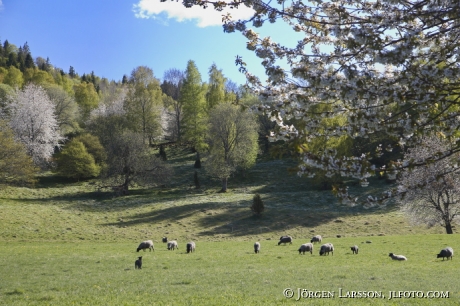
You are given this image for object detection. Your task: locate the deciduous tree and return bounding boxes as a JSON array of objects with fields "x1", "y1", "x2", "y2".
[
  {"x1": 7, "y1": 84, "x2": 64, "y2": 166},
  {"x1": 397, "y1": 136, "x2": 460, "y2": 234},
  {"x1": 169, "y1": 0, "x2": 460, "y2": 203},
  {"x1": 161, "y1": 68, "x2": 185, "y2": 141},
  {"x1": 74, "y1": 81, "x2": 99, "y2": 122},
  {"x1": 0, "y1": 120, "x2": 38, "y2": 185},
  {"x1": 206, "y1": 103, "x2": 259, "y2": 192},
  {"x1": 54, "y1": 138, "x2": 101, "y2": 180},
  {"x1": 45, "y1": 85, "x2": 80, "y2": 135},
  {"x1": 103, "y1": 132, "x2": 172, "y2": 194},
  {"x1": 124, "y1": 66, "x2": 163, "y2": 144},
  {"x1": 3, "y1": 66, "x2": 23, "y2": 88}
]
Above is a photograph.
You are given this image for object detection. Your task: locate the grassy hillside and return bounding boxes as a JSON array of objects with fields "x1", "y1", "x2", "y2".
[
  {"x1": 1, "y1": 146, "x2": 459, "y2": 305},
  {"x1": 0, "y1": 146, "x2": 446, "y2": 244}
]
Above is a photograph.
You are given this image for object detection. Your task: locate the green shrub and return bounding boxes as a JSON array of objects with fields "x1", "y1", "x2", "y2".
[{"x1": 54, "y1": 139, "x2": 100, "y2": 180}]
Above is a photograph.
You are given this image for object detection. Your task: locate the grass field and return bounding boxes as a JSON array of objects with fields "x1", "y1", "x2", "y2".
[
  {"x1": 0, "y1": 236, "x2": 458, "y2": 305},
  {"x1": 0, "y1": 146, "x2": 458, "y2": 305}
]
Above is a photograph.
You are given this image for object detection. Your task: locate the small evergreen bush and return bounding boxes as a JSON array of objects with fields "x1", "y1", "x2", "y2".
[{"x1": 251, "y1": 194, "x2": 264, "y2": 216}]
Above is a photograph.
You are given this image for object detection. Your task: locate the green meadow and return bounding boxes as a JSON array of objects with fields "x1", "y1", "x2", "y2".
[{"x1": 0, "y1": 147, "x2": 459, "y2": 305}]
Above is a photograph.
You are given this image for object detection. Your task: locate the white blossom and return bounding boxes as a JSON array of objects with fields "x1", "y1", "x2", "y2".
[{"x1": 7, "y1": 84, "x2": 64, "y2": 165}]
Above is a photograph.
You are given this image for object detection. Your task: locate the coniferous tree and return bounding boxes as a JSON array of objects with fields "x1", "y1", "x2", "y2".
[
  {"x1": 6, "y1": 52, "x2": 17, "y2": 68},
  {"x1": 206, "y1": 63, "x2": 226, "y2": 111},
  {"x1": 3, "y1": 40, "x2": 10, "y2": 57},
  {"x1": 17, "y1": 46, "x2": 25, "y2": 71},
  {"x1": 180, "y1": 60, "x2": 207, "y2": 153},
  {"x1": 24, "y1": 53, "x2": 34, "y2": 69},
  {"x1": 69, "y1": 66, "x2": 76, "y2": 78},
  {"x1": 251, "y1": 194, "x2": 265, "y2": 216}
]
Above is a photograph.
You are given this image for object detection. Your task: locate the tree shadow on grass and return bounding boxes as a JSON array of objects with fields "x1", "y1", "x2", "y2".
[{"x1": 100, "y1": 197, "x2": 391, "y2": 238}]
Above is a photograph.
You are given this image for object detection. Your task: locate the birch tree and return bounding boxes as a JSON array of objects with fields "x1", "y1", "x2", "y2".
[
  {"x1": 161, "y1": 68, "x2": 185, "y2": 141},
  {"x1": 45, "y1": 85, "x2": 80, "y2": 135},
  {"x1": 206, "y1": 103, "x2": 259, "y2": 192},
  {"x1": 124, "y1": 66, "x2": 163, "y2": 144}
]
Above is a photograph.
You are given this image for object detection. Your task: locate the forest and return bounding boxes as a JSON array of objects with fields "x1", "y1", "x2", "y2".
[{"x1": 0, "y1": 39, "x2": 266, "y2": 193}]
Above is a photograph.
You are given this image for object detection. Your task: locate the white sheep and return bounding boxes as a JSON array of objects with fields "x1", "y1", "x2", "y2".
[
  {"x1": 254, "y1": 242, "x2": 261, "y2": 254},
  {"x1": 389, "y1": 253, "x2": 407, "y2": 261},
  {"x1": 310, "y1": 235, "x2": 322, "y2": 244},
  {"x1": 437, "y1": 247, "x2": 454, "y2": 260},
  {"x1": 136, "y1": 240, "x2": 154, "y2": 252},
  {"x1": 319, "y1": 243, "x2": 334, "y2": 256},
  {"x1": 351, "y1": 245, "x2": 359, "y2": 254},
  {"x1": 298, "y1": 243, "x2": 313, "y2": 255},
  {"x1": 167, "y1": 240, "x2": 178, "y2": 250},
  {"x1": 186, "y1": 241, "x2": 196, "y2": 253}
]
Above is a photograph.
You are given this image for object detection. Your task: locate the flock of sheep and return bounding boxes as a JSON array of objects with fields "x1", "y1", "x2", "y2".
[
  {"x1": 133, "y1": 235, "x2": 454, "y2": 269},
  {"x1": 254, "y1": 235, "x2": 454, "y2": 262},
  {"x1": 134, "y1": 237, "x2": 195, "y2": 269}
]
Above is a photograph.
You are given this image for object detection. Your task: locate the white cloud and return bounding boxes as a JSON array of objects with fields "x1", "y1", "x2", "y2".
[
  {"x1": 133, "y1": 0, "x2": 254, "y2": 28},
  {"x1": 0, "y1": 1, "x2": 4, "y2": 11}
]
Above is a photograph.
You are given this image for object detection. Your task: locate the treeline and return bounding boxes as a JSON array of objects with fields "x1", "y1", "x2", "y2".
[{"x1": 0, "y1": 39, "x2": 265, "y2": 193}]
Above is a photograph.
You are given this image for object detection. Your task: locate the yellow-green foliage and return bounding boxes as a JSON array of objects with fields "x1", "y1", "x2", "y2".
[
  {"x1": 0, "y1": 120, "x2": 38, "y2": 185},
  {"x1": 55, "y1": 139, "x2": 101, "y2": 179}
]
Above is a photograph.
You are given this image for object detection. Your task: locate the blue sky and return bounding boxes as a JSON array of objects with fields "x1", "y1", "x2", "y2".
[{"x1": 0, "y1": 0, "x2": 299, "y2": 86}]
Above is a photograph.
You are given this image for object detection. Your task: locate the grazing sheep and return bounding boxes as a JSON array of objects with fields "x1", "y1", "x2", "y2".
[
  {"x1": 278, "y1": 235, "x2": 293, "y2": 245},
  {"x1": 298, "y1": 243, "x2": 313, "y2": 255},
  {"x1": 167, "y1": 240, "x2": 178, "y2": 250},
  {"x1": 136, "y1": 240, "x2": 154, "y2": 252},
  {"x1": 135, "y1": 256, "x2": 142, "y2": 269},
  {"x1": 389, "y1": 253, "x2": 407, "y2": 261},
  {"x1": 437, "y1": 247, "x2": 454, "y2": 260},
  {"x1": 319, "y1": 243, "x2": 334, "y2": 256},
  {"x1": 254, "y1": 242, "x2": 261, "y2": 254},
  {"x1": 351, "y1": 245, "x2": 359, "y2": 254},
  {"x1": 162, "y1": 237, "x2": 168, "y2": 243},
  {"x1": 186, "y1": 241, "x2": 196, "y2": 253},
  {"x1": 310, "y1": 235, "x2": 322, "y2": 244}
]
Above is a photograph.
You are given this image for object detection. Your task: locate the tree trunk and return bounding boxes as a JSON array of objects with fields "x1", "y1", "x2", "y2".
[
  {"x1": 194, "y1": 152, "x2": 201, "y2": 168},
  {"x1": 220, "y1": 177, "x2": 228, "y2": 193},
  {"x1": 194, "y1": 171, "x2": 200, "y2": 189},
  {"x1": 122, "y1": 177, "x2": 130, "y2": 195},
  {"x1": 445, "y1": 222, "x2": 454, "y2": 234}
]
